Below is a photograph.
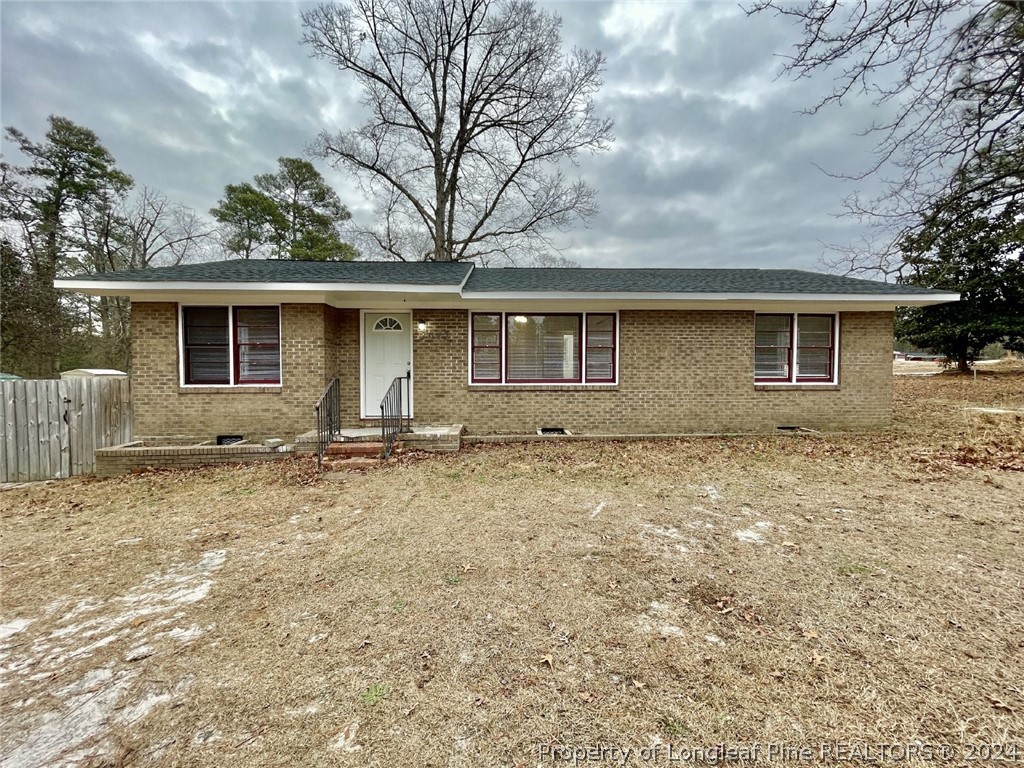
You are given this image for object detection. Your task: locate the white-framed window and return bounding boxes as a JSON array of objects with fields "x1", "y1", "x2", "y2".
[
  {"x1": 470, "y1": 311, "x2": 618, "y2": 385},
  {"x1": 755, "y1": 313, "x2": 838, "y2": 384},
  {"x1": 180, "y1": 305, "x2": 282, "y2": 386}
]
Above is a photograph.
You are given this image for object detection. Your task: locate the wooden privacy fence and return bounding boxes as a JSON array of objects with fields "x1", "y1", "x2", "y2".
[{"x1": 1, "y1": 378, "x2": 132, "y2": 482}]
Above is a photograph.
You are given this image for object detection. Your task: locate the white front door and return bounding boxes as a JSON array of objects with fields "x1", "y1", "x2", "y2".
[{"x1": 362, "y1": 312, "x2": 412, "y2": 418}]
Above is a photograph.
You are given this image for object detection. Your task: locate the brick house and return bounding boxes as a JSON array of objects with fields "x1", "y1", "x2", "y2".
[{"x1": 55, "y1": 260, "x2": 957, "y2": 443}]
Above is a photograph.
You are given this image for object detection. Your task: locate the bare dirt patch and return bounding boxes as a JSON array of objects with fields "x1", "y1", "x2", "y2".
[{"x1": 1, "y1": 368, "x2": 1022, "y2": 766}]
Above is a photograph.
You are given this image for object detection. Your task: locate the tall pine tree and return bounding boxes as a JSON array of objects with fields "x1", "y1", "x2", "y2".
[{"x1": 1, "y1": 116, "x2": 132, "y2": 376}]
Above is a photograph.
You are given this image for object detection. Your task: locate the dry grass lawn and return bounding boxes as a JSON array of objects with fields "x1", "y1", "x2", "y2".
[{"x1": 1, "y1": 366, "x2": 1022, "y2": 767}]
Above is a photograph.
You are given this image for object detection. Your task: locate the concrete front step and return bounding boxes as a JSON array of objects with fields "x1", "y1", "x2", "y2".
[
  {"x1": 326, "y1": 441, "x2": 387, "y2": 457},
  {"x1": 295, "y1": 424, "x2": 464, "y2": 455}
]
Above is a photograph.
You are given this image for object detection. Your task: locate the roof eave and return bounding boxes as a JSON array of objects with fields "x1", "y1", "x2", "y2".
[
  {"x1": 459, "y1": 290, "x2": 961, "y2": 306},
  {"x1": 53, "y1": 279, "x2": 466, "y2": 296},
  {"x1": 53, "y1": 279, "x2": 960, "y2": 307}
]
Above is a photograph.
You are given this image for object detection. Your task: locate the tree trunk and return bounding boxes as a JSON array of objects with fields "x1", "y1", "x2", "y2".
[
  {"x1": 41, "y1": 225, "x2": 62, "y2": 379},
  {"x1": 957, "y1": 349, "x2": 971, "y2": 373}
]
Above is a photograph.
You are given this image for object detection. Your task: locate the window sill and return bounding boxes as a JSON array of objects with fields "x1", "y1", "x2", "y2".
[
  {"x1": 178, "y1": 386, "x2": 282, "y2": 395},
  {"x1": 468, "y1": 383, "x2": 619, "y2": 392},
  {"x1": 754, "y1": 383, "x2": 840, "y2": 392}
]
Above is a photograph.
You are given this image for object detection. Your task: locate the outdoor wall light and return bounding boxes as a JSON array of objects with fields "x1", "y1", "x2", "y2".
[{"x1": 417, "y1": 321, "x2": 428, "y2": 332}]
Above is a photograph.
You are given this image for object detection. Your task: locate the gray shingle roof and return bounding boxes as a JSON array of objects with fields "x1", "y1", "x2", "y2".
[
  {"x1": 62, "y1": 259, "x2": 948, "y2": 295},
  {"x1": 464, "y1": 267, "x2": 942, "y2": 294},
  {"x1": 68, "y1": 259, "x2": 473, "y2": 286}
]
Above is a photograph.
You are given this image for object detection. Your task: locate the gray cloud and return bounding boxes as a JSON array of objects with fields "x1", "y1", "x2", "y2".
[{"x1": 2, "y1": 0, "x2": 893, "y2": 270}]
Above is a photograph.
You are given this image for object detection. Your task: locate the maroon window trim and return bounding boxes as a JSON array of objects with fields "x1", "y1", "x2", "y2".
[
  {"x1": 754, "y1": 314, "x2": 793, "y2": 383},
  {"x1": 504, "y1": 313, "x2": 583, "y2": 384},
  {"x1": 182, "y1": 305, "x2": 281, "y2": 386},
  {"x1": 233, "y1": 306, "x2": 281, "y2": 385},
  {"x1": 795, "y1": 314, "x2": 835, "y2": 383},
  {"x1": 470, "y1": 313, "x2": 502, "y2": 383},
  {"x1": 471, "y1": 312, "x2": 619, "y2": 385},
  {"x1": 585, "y1": 313, "x2": 617, "y2": 383},
  {"x1": 182, "y1": 306, "x2": 230, "y2": 385},
  {"x1": 754, "y1": 313, "x2": 838, "y2": 383}
]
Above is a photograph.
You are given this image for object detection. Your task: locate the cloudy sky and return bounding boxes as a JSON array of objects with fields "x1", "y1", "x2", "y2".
[{"x1": 2, "y1": 1, "x2": 894, "y2": 270}]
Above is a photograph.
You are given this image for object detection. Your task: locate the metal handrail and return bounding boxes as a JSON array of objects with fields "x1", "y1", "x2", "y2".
[
  {"x1": 380, "y1": 372, "x2": 411, "y2": 459},
  {"x1": 314, "y1": 378, "x2": 341, "y2": 468}
]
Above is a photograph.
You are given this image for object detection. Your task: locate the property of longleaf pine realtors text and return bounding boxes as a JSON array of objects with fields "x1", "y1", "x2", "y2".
[{"x1": 537, "y1": 742, "x2": 1022, "y2": 763}]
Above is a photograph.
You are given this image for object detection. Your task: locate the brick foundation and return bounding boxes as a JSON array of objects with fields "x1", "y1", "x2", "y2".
[{"x1": 94, "y1": 442, "x2": 294, "y2": 477}]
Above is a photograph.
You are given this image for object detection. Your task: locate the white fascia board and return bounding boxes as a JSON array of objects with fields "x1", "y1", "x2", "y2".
[
  {"x1": 456, "y1": 263, "x2": 475, "y2": 292},
  {"x1": 458, "y1": 291, "x2": 961, "y2": 306},
  {"x1": 53, "y1": 279, "x2": 464, "y2": 295},
  {"x1": 53, "y1": 276, "x2": 960, "y2": 308}
]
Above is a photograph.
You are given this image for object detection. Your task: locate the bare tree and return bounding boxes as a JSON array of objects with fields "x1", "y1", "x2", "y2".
[
  {"x1": 120, "y1": 187, "x2": 216, "y2": 269},
  {"x1": 301, "y1": 0, "x2": 613, "y2": 263},
  {"x1": 74, "y1": 186, "x2": 215, "y2": 370},
  {"x1": 746, "y1": 0, "x2": 1024, "y2": 275},
  {"x1": 525, "y1": 251, "x2": 580, "y2": 268}
]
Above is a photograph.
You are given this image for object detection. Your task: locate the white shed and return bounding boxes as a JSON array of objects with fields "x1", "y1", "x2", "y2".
[{"x1": 60, "y1": 368, "x2": 128, "y2": 379}]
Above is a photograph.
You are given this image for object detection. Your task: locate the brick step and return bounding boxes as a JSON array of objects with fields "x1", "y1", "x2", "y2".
[{"x1": 326, "y1": 441, "x2": 387, "y2": 457}]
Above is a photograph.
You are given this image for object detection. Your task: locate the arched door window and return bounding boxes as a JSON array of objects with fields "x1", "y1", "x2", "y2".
[{"x1": 373, "y1": 316, "x2": 404, "y2": 332}]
